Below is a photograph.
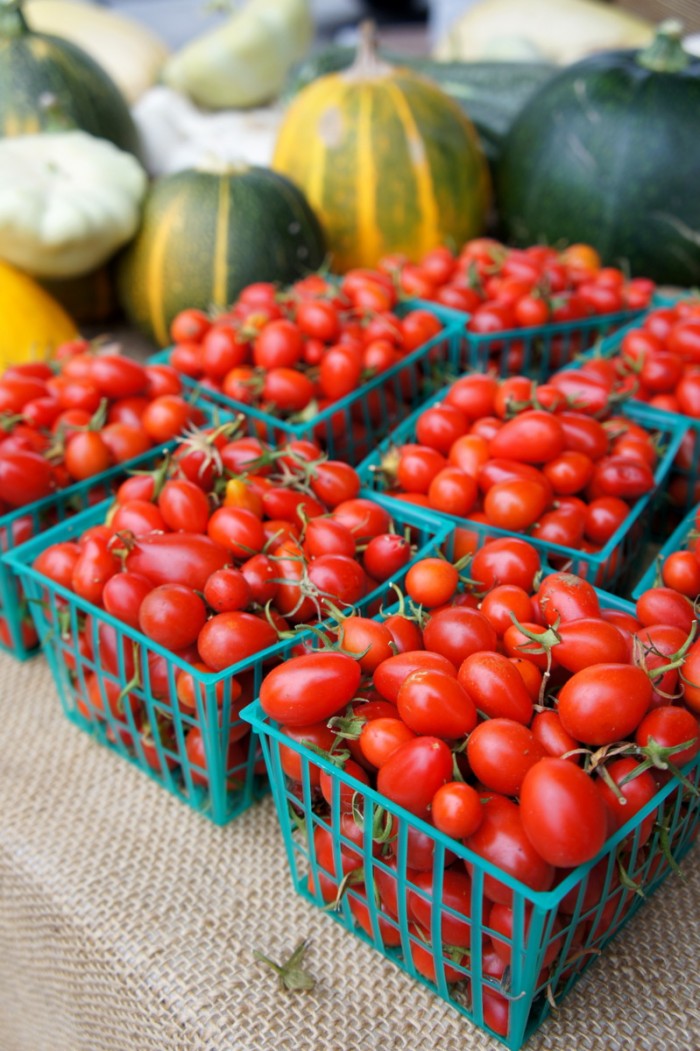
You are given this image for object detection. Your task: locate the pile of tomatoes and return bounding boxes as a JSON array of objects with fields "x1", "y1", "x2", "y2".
[
  {"x1": 259, "y1": 549, "x2": 700, "y2": 1034},
  {"x1": 376, "y1": 239, "x2": 655, "y2": 327},
  {"x1": 580, "y1": 297, "x2": 700, "y2": 510},
  {"x1": 167, "y1": 274, "x2": 443, "y2": 424},
  {"x1": 371, "y1": 370, "x2": 663, "y2": 573},
  {"x1": 0, "y1": 340, "x2": 205, "y2": 513},
  {"x1": 31, "y1": 426, "x2": 429, "y2": 786}
]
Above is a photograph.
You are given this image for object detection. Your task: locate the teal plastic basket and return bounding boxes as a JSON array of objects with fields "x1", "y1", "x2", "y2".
[
  {"x1": 150, "y1": 302, "x2": 468, "y2": 465},
  {"x1": 577, "y1": 296, "x2": 700, "y2": 522},
  {"x1": 0, "y1": 395, "x2": 228, "y2": 662},
  {"x1": 632, "y1": 502, "x2": 699, "y2": 601},
  {"x1": 356, "y1": 385, "x2": 687, "y2": 593},
  {"x1": 241, "y1": 585, "x2": 700, "y2": 1049},
  {"x1": 416, "y1": 301, "x2": 643, "y2": 382},
  {"x1": 5, "y1": 492, "x2": 451, "y2": 824}
]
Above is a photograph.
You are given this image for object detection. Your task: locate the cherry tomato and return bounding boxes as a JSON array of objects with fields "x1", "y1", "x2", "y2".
[
  {"x1": 397, "y1": 669, "x2": 477, "y2": 738},
  {"x1": 139, "y1": 584, "x2": 207, "y2": 650},
  {"x1": 458, "y1": 651, "x2": 534, "y2": 724},
  {"x1": 377, "y1": 736, "x2": 453, "y2": 816},
  {"x1": 431, "y1": 781, "x2": 483, "y2": 839},
  {"x1": 423, "y1": 606, "x2": 497, "y2": 666},
  {"x1": 465, "y1": 795, "x2": 555, "y2": 904},
  {"x1": 520, "y1": 758, "x2": 608, "y2": 866},
  {"x1": 405, "y1": 558, "x2": 458, "y2": 608},
  {"x1": 197, "y1": 611, "x2": 278, "y2": 672},
  {"x1": 471, "y1": 538, "x2": 541, "y2": 592},
  {"x1": 557, "y1": 664, "x2": 652, "y2": 745},
  {"x1": 595, "y1": 758, "x2": 658, "y2": 845},
  {"x1": 260, "y1": 652, "x2": 361, "y2": 725},
  {"x1": 467, "y1": 719, "x2": 546, "y2": 796}
]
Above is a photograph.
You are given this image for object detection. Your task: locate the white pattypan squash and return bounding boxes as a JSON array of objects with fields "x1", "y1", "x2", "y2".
[
  {"x1": 0, "y1": 130, "x2": 147, "y2": 279},
  {"x1": 132, "y1": 86, "x2": 282, "y2": 178}
]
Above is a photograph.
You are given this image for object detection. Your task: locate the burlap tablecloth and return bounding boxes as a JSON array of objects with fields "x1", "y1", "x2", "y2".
[{"x1": 1, "y1": 649, "x2": 699, "y2": 1051}]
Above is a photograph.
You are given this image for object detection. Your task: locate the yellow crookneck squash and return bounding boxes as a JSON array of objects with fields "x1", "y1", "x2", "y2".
[{"x1": 0, "y1": 260, "x2": 78, "y2": 366}]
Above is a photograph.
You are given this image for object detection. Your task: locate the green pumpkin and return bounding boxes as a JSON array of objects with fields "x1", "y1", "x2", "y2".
[
  {"x1": 0, "y1": 0, "x2": 139, "y2": 154},
  {"x1": 117, "y1": 165, "x2": 327, "y2": 346},
  {"x1": 497, "y1": 22, "x2": 700, "y2": 286}
]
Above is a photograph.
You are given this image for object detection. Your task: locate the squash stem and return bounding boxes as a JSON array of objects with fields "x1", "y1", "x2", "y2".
[
  {"x1": 344, "y1": 20, "x2": 393, "y2": 81},
  {"x1": 0, "y1": 0, "x2": 28, "y2": 38},
  {"x1": 637, "y1": 19, "x2": 690, "y2": 73}
]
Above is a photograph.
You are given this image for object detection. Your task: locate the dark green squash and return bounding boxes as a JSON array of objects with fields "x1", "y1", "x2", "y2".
[
  {"x1": 0, "y1": 0, "x2": 139, "y2": 154},
  {"x1": 116, "y1": 165, "x2": 327, "y2": 346},
  {"x1": 497, "y1": 22, "x2": 700, "y2": 286}
]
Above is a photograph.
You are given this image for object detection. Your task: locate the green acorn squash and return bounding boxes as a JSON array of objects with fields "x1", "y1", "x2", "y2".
[
  {"x1": 497, "y1": 21, "x2": 700, "y2": 285},
  {"x1": 116, "y1": 164, "x2": 326, "y2": 346},
  {"x1": 0, "y1": 0, "x2": 139, "y2": 154}
]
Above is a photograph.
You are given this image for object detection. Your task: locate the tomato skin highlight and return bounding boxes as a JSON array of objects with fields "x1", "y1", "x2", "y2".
[
  {"x1": 260, "y1": 652, "x2": 362, "y2": 725},
  {"x1": 397, "y1": 669, "x2": 478, "y2": 739},
  {"x1": 458, "y1": 652, "x2": 534, "y2": 724},
  {"x1": 520, "y1": 758, "x2": 609, "y2": 867}
]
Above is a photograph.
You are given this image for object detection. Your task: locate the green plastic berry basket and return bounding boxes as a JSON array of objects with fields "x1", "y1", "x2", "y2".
[
  {"x1": 632, "y1": 502, "x2": 699, "y2": 601},
  {"x1": 415, "y1": 300, "x2": 644, "y2": 382},
  {"x1": 149, "y1": 301, "x2": 470, "y2": 466},
  {"x1": 0, "y1": 396, "x2": 228, "y2": 662},
  {"x1": 5, "y1": 492, "x2": 451, "y2": 824},
  {"x1": 577, "y1": 296, "x2": 700, "y2": 524},
  {"x1": 356, "y1": 383, "x2": 686, "y2": 593},
  {"x1": 241, "y1": 583, "x2": 700, "y2": 1049}
]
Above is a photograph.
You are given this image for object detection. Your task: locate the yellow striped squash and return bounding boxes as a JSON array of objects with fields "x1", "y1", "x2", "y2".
[
  {"x1": 273, "y1": 27, "x2": 491, "y2": 273},
  {"x1": 116, "y1": 165, "x2": 326, "y2": 347}
]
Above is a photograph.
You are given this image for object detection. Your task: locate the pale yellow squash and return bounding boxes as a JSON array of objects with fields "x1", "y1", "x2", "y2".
[
  {"x1": 162, "y1": 0, "x2": 312, "y2": 109},
  {"x1": 24, "y1": 0, "x2": 168, "y2": 103},
  {"x1": 434, "y1": 0, "x2": 653, "y2": 64}
]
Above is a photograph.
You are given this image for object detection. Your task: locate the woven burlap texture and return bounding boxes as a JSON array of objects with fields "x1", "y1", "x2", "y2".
[{"x1": 0, "y1": 650, "x2": 698, "y2": 1051}]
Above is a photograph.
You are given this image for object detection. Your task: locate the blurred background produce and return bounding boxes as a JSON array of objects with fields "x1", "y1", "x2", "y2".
[{"x1": 0, "y1": 0, "x2": 698, "y2": 357}]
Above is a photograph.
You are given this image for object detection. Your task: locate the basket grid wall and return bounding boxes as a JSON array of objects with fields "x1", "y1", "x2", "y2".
[
  {"x1": 6, "y1": 491, "x2": 451, "y2": 824},
  {"x1": 422, "y1": 301, "x2": 644, "y2": 381},
  {"x1": 242, "y1": 672, "x2": 693, "y2": 1051}
]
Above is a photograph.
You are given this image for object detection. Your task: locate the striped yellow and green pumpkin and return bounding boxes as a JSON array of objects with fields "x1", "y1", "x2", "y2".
[
  {"x1": 273, "y1": 26, "x2": 491, "y2": 273},
  {"x1": 0, "y1": 0, "x2": 139, "y2": 154},
  {"x1": 116, "y1": 165, "x2": 327, "y2": 347}
]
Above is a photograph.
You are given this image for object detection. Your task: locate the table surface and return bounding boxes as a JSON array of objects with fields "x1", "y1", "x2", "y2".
[{"x1": 1, "y1": 648, "x2": 699, "y2": 1051}]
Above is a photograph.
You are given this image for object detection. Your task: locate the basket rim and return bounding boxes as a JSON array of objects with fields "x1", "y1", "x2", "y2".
[
  {"x1": 4, "y1": 489, "x2": 452, "y2": 684},
  {"x1": 241, "y1": 694, "x2": 698, "y2": 911}
]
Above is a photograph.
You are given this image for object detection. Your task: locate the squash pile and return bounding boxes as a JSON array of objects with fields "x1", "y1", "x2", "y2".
[{"x1": 1, "y1": 0, "x2": 700, "y2": 361}]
